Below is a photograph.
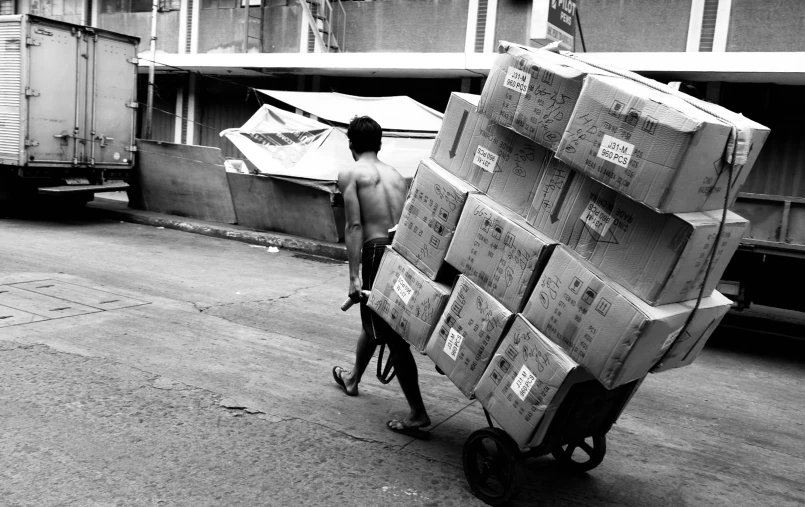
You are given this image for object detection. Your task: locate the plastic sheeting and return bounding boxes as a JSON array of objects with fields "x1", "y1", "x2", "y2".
[
  {"x1": 257, "y1": 90, "x2": 444, "y2": 132},
  {"x1": 221, "y1": 104, "x2": 435, "y2": 187}
]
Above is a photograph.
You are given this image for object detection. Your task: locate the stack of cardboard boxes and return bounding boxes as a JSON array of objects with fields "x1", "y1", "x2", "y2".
[{"x1": 369, "y1": 41, "x2": 769, "y2": 448}]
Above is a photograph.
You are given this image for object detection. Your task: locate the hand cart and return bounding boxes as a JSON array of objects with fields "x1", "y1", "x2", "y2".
[{"x1": 462, "y1": 375, "x2": 643, "y2": 505}]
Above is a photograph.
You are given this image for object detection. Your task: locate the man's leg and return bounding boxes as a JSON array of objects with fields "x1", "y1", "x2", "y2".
[
  {"x1": 339, "y1": 329, "x2": 377, "y2": 394},
  {"x1": 386, "y1": 340, "x2": 430, "y2": 428}
]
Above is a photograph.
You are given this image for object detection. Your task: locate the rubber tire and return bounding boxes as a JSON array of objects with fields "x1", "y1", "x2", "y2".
[
  {"x1": 462, "y1": 428, "x2": 524, "y2": 506},
  {"x1": 551, "y1": 434, "x2": 606, "y2": 473}
]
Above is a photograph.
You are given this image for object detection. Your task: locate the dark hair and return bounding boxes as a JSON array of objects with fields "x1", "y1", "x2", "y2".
[{"x1": 347, "y1": 116, "x2": 382, "y2": 154}]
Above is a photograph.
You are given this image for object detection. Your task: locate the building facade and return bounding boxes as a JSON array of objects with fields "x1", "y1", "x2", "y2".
[{"x1": 4, "y1": 0, "x2": 805, "y2": 200}]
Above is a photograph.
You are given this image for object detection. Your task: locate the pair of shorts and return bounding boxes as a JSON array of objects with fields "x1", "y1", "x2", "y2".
[{"x1": 360, "y1": 237, "x2": 408, "y2": 349}]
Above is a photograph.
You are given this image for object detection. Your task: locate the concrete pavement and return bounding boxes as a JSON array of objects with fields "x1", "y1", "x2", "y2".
[{"x1": 1, "y1": 207, "x2": 804, "y2": 506}]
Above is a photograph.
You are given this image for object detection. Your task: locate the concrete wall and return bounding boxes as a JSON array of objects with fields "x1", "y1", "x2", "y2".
[
  {"x1": 263, "y1": 5, "x2": 302, "y2": 53},
  {"x1": 198, "y1": 8, "x2": 249, "y2": 53},
  {"x1": 495, "y1": 0, "x2": 531, "y2": 49},
  {"x1": 727, "y1": 0, "x2": 805, "y2": 51},
  {"x1": 98, "y1": 12, "x2": 181, "y2": 53},
  {"x1": 197, "y1": 5, "x2": 301, "y2": 54},
  {"x1": 339, "y1": 0, "x2": 468, "y2": 53},
  {"x1": 576, "y1": 0, "x2": 691, "y2": 52}
]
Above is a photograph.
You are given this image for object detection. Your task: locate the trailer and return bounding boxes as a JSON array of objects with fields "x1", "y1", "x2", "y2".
[
  {"x1": 0, "y1": 14, "x2": 139, "y2": 210},
  {"x1": 705, "y1": 81, "x2": 805, "y2": 314}
]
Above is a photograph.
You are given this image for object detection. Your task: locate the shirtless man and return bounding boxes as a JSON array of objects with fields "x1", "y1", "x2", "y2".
[{"x1": 332, "y1": 116, "x2": 431, "y2": 438}]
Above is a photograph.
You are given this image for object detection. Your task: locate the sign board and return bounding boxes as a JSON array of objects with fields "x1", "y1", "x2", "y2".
[{"x1": 530, "y1": 0, "x2": 577, "y2": 51}]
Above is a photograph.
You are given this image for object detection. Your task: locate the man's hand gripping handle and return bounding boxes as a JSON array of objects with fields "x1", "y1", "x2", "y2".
[{"x1": 341, "y1": 290, "x2": 371, "y2": 311}]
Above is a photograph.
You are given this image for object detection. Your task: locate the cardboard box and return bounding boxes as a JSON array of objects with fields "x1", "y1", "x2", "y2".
[
  {"x1": 425, "y1": 275, "x2": 514, "y2": 398},
  {"x1": 526, "y1": 159, "x2": 748, "y2": 305},
  {"x1": 651, "y1": 290, "x2": 732, "y2": 373},
  {"x1": 367, "y1": 247, "x2": 452, "y2": 352},
  {"x1": 431, "y1": 92, "x2": 552, "y2": 217},
  {"x1": 691, "y1": 100, "x2": 771, "y2": 210},
  {"x1": 445, "y1": 194, "x2": 556, "y2": 313},
  {"x1": 555, "y1": 74, "x2": 739, "y2": 213},
  {"x1": 473, "y1": 315, "x2": 587, "y2": 448},
  {"x1": 522, "y1": 246, "x2": 734, "y2": 389},
  {"x1": 477, "y1": 41, "x2": 612, "y2": 151},
  {"x1": 392, "y1": 159, "x2": 477, "y2": 279}
]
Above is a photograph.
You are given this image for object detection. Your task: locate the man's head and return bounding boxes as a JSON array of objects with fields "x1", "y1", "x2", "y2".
[{"x1": 347, "y1": 116, "x2": 382, "y2": 158}]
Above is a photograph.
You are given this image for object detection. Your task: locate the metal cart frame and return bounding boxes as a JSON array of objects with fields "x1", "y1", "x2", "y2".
[{"x1": 462, "y1": 376, "x2": 644, "y2": 505}]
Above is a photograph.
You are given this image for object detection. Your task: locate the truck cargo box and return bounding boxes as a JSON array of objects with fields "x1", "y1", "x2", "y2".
[{"x1": 0, "y1": 15, "x2": 139, "y2": 182}]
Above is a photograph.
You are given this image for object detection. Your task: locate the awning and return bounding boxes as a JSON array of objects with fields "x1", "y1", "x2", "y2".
[
  {"x1": 221, "y1": 104, "x2": 434, "y2": 186},
  {"x1": 257, "y1": 90, "x2": 444, "y2": 132}
]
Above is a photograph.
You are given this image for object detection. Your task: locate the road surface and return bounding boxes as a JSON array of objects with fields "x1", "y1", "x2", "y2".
[{"x1": 1, "y1": 211, "x2": 803, "y2": 506}]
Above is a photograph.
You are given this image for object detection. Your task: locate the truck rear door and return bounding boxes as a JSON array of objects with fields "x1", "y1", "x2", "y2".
[
  {"x1": 86, "y1": 32, "x2": 138, "y2": 168},
  {"x1": 25, "y1": 18, "x2": 86, "y2": 167}
]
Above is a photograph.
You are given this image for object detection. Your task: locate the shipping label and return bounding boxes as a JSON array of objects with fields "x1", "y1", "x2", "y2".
[
  {"x1": 393, "y1": 275, "x2": 415, "y2": 305},
  {"x1": 597, "y1": 134, "x2": 634, "y2": 169},
  {"x1": 581, "y1": 200, "x2": 613, "y2": 238},
  {"x1": 504, "y1": 66, "x2": 531, "y2": 95},
  {"x1": 511, "y1": 364, "x2": 537, "y2": 402},
  {"x1": 443, "y1": 327, "x2": 464, "y2": 361},
  {"x1": 473, "y1": 146, "x2": 499, "y2": 173}
]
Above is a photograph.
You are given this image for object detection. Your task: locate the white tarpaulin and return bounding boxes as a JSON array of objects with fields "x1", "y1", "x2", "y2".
[
  {"x1": 221, "y1": 104, "x2": 435, "y2": 184},
  {"x1": 257, "y1": 90, "x2": 444, "y2": 132}
]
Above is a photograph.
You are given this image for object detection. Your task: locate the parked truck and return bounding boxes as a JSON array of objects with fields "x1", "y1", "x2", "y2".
[{"x1": 0, "y1": 14, "x2": 139, "y2": 210}]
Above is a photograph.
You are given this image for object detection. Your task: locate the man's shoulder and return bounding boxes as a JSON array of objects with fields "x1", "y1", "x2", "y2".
[{"x1": 337, "y1": 162, "x2": 365, "y2": 183}]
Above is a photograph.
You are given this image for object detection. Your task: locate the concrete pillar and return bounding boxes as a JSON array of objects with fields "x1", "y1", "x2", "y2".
[
  {"x1": 712, "y1": 0, "x2": 733, "y2": 52},
  {"x1": 686, "y1": 0, "x2": 705, "y2": 52},
  {"x1": 178, "y1": 0, "x2": 189, "y2": 54},
  {"x1": 174, "y1": 86, "x2": 184, "y2": 144},
  {"x1": 483, "y1": 0, "x2": 498, "y2": 53},
  {"x1": 186, "y1": 73, "x2": 198, "y2": 145},
  {"x1": 464, "y1": 0, "x2": 479, "y2": 53}
]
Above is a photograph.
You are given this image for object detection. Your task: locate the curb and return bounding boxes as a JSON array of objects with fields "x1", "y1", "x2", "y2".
[{"x1": 88, "y1": 199, "x2": 348, "y2": 261}]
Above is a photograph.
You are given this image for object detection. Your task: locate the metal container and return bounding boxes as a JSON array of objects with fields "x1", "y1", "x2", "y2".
[{"x1": 0, "y1": 14, "x2": 139, "y2": 183}]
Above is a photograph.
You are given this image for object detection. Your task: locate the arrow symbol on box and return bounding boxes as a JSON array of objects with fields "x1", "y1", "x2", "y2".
[
  {"x1": 448, "y1": 110, "x2": 469, "y2": 159},
  {"x1": 549, "y1": 169, "x2": 575, "y2": 224}
]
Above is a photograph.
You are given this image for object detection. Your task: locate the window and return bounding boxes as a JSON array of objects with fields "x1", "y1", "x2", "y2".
[
  {"x1": 100, "y1": 0, "x2": 159, "y2": 14},
  {"x1": 0, "y1": 0, "x2": 14, "y2": 15},
  {"x1": 158, "y1": 0, "x2": 180, "y2": 11},
  {"x1": 30, "y1": 0, "x2": 63, "y2": 16},
  {"x1": 202, "y1": 0, "x2": 239, "y2": 9}
]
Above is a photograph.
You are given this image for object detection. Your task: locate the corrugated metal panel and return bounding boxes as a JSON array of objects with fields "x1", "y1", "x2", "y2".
[
  {"x1": 186, "y1": 0, "x2": 193, "y2": 53},
  {"x1": 0, "y1": 19, "x2": 22, "y2": 159},
  {"x1": 136, "y1": 74, "x2": 176, "y2": 142},
  {"x1": 721, "y1": 83, "x2": 805, "y2": 199},
  {"x1": 698, "y1": 0, "x2": 719, "y2": 52},
  {"x1": 198, "y1": 96, "x2": 254, "y2": 159},
  {"x1": 742, "y1": 125, "x2": 805, "y2": 198},
  {"x1": 474, "y1": 0, "x2": 487, "y2": 53}
]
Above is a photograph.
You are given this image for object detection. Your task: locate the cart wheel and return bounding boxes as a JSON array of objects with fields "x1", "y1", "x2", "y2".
[
  {"x1": 462, "y1": 428, "x2": 524, "y2": 506},
  {"x1": 552, "y1": 434, "x2": 606, "y2": 473}
]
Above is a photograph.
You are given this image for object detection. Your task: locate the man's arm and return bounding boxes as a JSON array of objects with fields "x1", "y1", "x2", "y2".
[{"x1": 338, "y1": 167, "x2": 363, "y2": 300}]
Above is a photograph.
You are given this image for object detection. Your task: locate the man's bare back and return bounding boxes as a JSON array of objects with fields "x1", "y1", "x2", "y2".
[{"x1": 340, "y1": 156, "x2": 407, "y2": 243}]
